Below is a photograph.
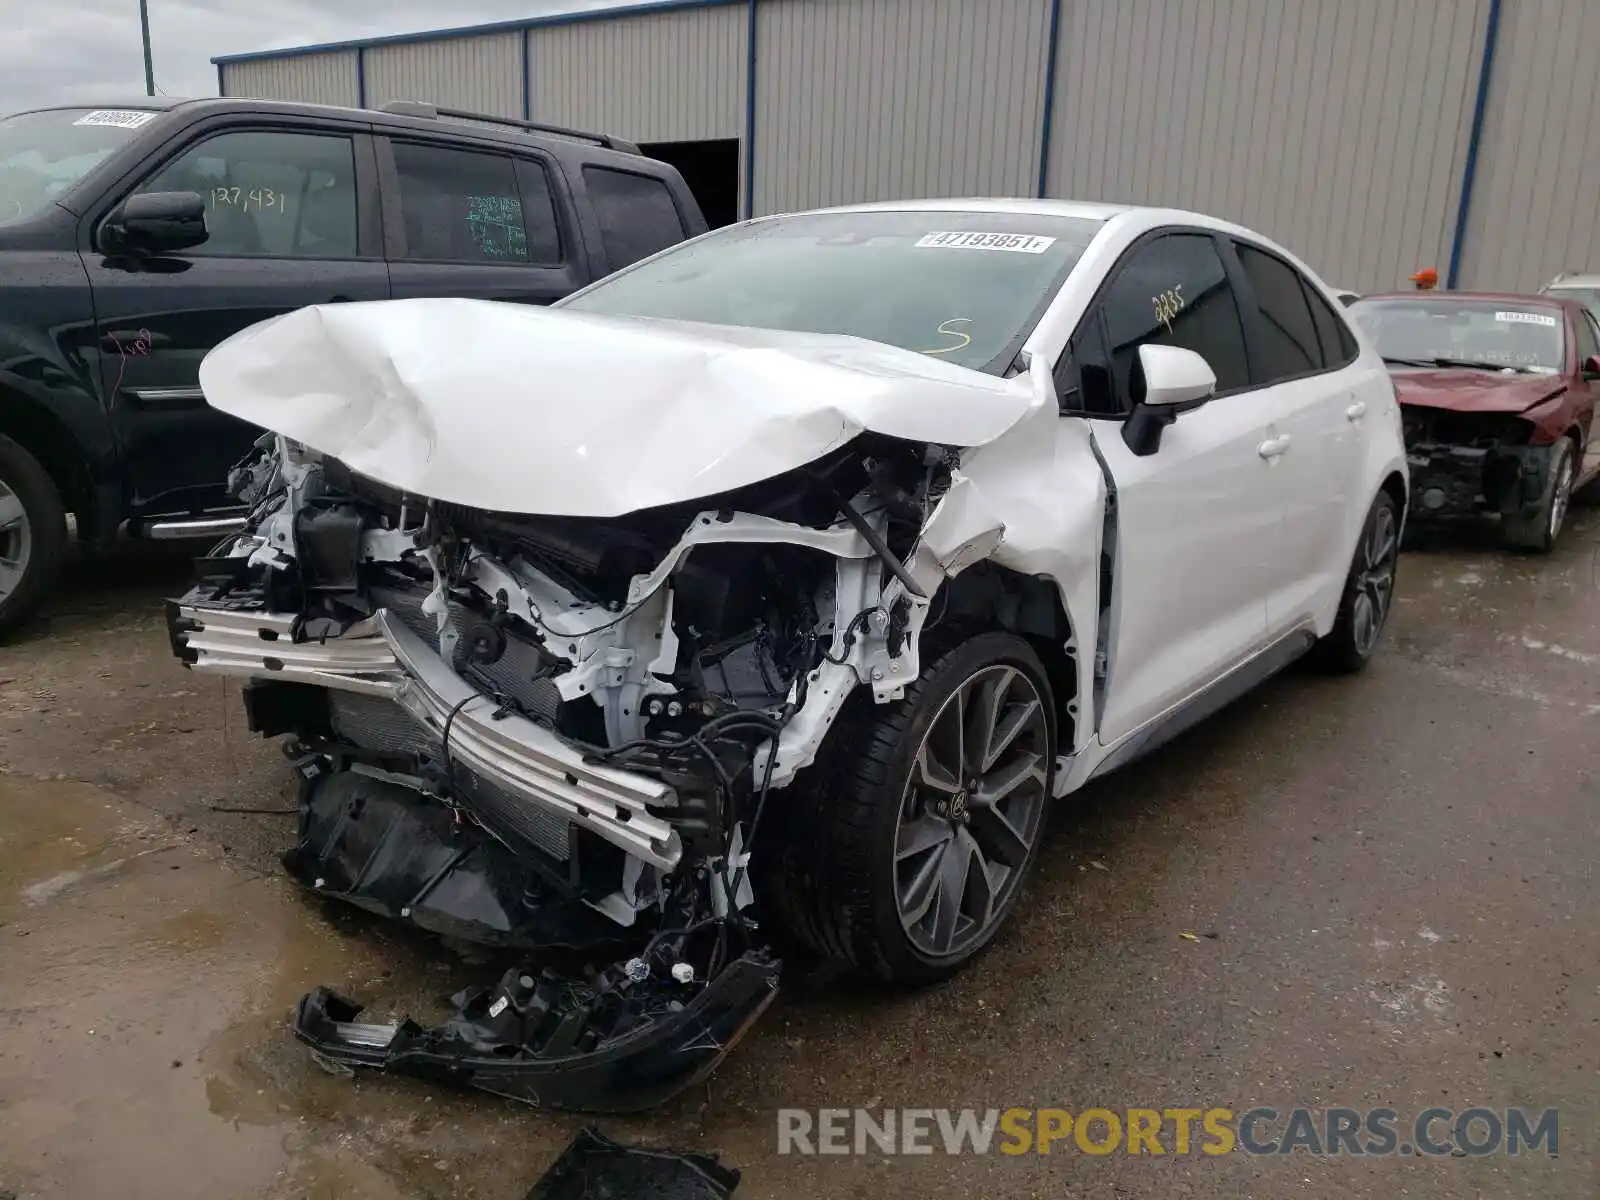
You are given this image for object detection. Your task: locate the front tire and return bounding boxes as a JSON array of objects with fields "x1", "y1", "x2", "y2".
[
  {"x1": 766, "y1": 632, "x2": 1056, "y2": 984},
  {"x1": 0, "y1": 434, "x2": 66, "y2": 640},
  {"x1": 1503, "y1": 438, "x2": 1574, "y2": 554},
  {"x1": 1311, "y1": 489, "x2": 1399, "y2": 674}
]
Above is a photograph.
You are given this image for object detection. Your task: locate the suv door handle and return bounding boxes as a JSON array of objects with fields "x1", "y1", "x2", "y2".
[
  {"x1": 1258, "y1": 434, "x2": 1292, "y2": 459},
  {"x1": 1345, "y1": 401, "x2": 1368, "y2": 421}
]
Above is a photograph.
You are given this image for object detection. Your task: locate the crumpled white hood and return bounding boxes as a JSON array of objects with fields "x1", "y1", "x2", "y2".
[{"x1": 197, "y1": 298, "x2": 1040, "y2": 517}]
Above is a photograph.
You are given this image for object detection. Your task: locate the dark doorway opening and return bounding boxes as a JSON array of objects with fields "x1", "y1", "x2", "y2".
[{"x1": 640, "y1": 139, "x2": 740, "y2": 228}]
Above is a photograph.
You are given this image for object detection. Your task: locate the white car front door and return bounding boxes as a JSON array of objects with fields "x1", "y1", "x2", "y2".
[{"x1": 1058, "y1": 231, "x2": 1276, "y2": 748}]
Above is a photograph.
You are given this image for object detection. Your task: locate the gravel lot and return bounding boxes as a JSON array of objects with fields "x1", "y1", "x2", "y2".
[{"x1": 2, "y1": 511, "x2": 1597, "y2": 1199}]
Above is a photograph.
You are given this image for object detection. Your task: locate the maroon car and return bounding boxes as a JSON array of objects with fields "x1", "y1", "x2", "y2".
[{"x1": 1349, "y1": 291, "x2": 1600, "y2": 551}]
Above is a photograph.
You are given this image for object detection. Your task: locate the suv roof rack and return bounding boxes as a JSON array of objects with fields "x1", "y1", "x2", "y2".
[{"x1": 377, "y1": 100, "x2": 640, "y2": 154}]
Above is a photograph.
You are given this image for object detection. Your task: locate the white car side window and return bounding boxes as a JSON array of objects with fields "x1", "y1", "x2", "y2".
[
  {"x1": 1235, "y1": 243, "x2": 1323, "y2": 383},
  {"x1": 1065, "y1": 232, "x2": 1251, "y2": 415}
]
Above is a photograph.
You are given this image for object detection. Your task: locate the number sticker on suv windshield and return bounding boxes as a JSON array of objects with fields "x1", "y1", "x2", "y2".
[
  {"x1": 914, "y1": 231, "x2": 1057, "y2": 253},
  {"x1": 1494, "y1": 311, "x2": 1558, "y2": 327},
  {"x1": 72, "y1": 109, "x2": 158, "y2": 129}
]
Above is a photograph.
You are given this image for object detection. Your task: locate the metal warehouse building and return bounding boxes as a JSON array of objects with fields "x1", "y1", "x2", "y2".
[{"x1": 215, "y1": 0, "x2": 1600, "y2": 293}]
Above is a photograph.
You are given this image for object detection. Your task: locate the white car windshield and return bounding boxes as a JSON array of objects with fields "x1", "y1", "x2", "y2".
[
  {"x1": 0, "y1": 107, "x2": 156, "y2": 226},
  {"x1": 559, "y1": 209, "x2": 1104, "y2": 372},
  {"x1": 1349, "y1": 297, "x2": 1565, "y2": 374}
]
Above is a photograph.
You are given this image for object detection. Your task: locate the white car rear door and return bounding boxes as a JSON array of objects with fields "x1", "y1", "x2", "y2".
[
  {"x1": 1229, "y1": 241, "x2": 1366, "y2": 634},
  {"x1": 1058, "y1": 230, "x2": 1274, "y2": 747}
]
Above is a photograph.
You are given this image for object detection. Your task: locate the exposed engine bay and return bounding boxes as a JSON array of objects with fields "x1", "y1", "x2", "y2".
[
  {"x1": 1400, "y1": 405, "x2": 1548, "y2": 519},
  {"x1": 169, "y1": 428, "x2": 1009, "y2": 1110}
]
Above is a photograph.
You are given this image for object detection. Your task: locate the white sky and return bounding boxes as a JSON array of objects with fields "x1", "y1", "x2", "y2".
[{"x1": 2, "y1": 0, "x2": 624, "y2": 114}]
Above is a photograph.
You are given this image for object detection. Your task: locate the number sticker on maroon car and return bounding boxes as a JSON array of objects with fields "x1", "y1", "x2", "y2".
[
  {"x1": 914, "y1": 231, "x2": 1057, "y2": 253},
  {"x1": 1494, "y1": 310, "x2": 1558, "y2": 327}
]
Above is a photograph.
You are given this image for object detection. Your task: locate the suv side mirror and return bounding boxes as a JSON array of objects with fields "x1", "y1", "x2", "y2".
[
  {"x1": 103, "y1": 191, "x2": 208, "y2": 255},
  {"x1": 1583, "y1": 354, "x2": 1600, "y2": 381},
  {"x1": 1123, "y1": 344, "x2": 1217, "y2": 457}
]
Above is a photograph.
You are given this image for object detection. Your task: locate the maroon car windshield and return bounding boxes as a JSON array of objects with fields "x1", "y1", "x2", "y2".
[{"x1": 1350, "y1": 298, "x2": 1564, "y2": 375}]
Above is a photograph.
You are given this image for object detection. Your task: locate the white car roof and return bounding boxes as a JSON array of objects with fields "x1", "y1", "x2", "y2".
[
  {"x1": 1547, "y1": 273, "x2": 1600, "y2": 290},
  {"x1": 769, "y1": 197, "x2": 1308, "y2": 258},
  {"x1": 785, "y1": 197, "x2": 1131, "y2": 222},
  {"x1": 799, "y1": 196, "x2": 1272, "y2": 230}
]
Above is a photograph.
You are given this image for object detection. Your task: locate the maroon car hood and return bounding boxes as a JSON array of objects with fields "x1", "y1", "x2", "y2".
[{"x1": 1390, "y1": 368, "x2": 1563, "y2": 414}]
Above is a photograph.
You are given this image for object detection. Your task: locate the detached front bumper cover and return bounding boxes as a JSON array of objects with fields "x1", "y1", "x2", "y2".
[{"x1": 294, "y1": 949, "x2": 780, "y2": 1113}]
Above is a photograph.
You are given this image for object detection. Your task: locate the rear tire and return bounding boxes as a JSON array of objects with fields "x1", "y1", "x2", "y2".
[
  {"x1": 765, "y1": 632, "x2": 1056, "y2": 984},
  {"x1": 1310, "y1": 490, "x2": 1399, "y2": 675},
  {"x1": 1503, "y1": 438, "x2": 1574, "y2": 554},
  {"x1": 0, "y1": 434, "x2": 66, "y2": 640}
]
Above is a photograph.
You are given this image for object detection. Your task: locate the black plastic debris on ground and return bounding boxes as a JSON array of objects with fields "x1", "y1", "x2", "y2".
[
  {"x1": 527, "y1": 1127, "x2": 739, "y2": 1199},
  {"x1": 293, "y1": 944, "x2": 780, "y2": 1112}
]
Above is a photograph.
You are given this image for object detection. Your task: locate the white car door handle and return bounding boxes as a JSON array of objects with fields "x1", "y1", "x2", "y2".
[
  {"x1": 1346, "y1": 401, "x2": 1368, "y2": 421},
  {"x1": 1258, "y1": 434, "x2": 1292, "y2": 459}
]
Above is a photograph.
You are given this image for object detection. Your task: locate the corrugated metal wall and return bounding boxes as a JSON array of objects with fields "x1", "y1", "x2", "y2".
[
  {"x1": 751, "y1": 0, "x2": 1053, "y2": 214},
  {"x1": 525, "y1": 5, "x2": 748, "y2": 142},
  {"x1": 219, "y1": 49, "x2": 360, "y2": 107},
  {"x1": 1457, "y1": 0, "x2": 1600, "y2": 291},
  {"x1": 1044, "y1": 0, "x2": 1490, "y2": 293},
  {"x1": 213, "y1": 0, "x2": 1600, "y2": 293},
  {"x1": 364, "y1": 33, "x2": 523, "y2": 117}
]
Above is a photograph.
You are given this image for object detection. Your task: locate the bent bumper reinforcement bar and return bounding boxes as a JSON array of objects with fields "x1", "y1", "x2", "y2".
[
  {"x1": 170, "y1": 600, "x2": 683, "y2": 870},
  {"x1": 147, "y1": 514, "x2": 252, "y2": 541}
]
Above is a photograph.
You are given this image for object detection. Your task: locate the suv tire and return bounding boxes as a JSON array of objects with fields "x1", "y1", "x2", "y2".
[
  {"x1": 0, "y1": 434, "x2": 67, "y2": 640},
  {"x1": 765, "y1": 632, "x2": 1056, "y2": 984}
]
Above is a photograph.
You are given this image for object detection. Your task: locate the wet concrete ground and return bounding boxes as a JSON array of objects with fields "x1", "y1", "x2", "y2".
[{"x1": 1, "y1": 512, "x2": 1597, "y2": 1199}]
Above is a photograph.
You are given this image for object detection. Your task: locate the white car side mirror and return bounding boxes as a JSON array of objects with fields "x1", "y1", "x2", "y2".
[
  {"x1": 1122, "y1": 344, "x2": 1217, "y2": 458},
  {"x1": 1138, "y1": 344, "x2": 1217, "y2": 408}
]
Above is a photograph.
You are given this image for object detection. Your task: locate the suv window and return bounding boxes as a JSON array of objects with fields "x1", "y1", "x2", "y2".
[
  {"x1": 392, "y1": 142, "x2": 559, "y2": 265},
  {"x1": 1065, "y1": 232, "x2": 1250, "y2": 415},
  {"x1": 1573, "y1": 309, "x2": 1600, "y2": 367},
  {"x1": 1237, "y1": 243, "x2": 1321, "y2": 382},
  {"x1": 583, "y1": 166, "x2": 686, "y2": 269},
  {"x1": 136, "y1": 130, "x2": 357, "y2": 258}
]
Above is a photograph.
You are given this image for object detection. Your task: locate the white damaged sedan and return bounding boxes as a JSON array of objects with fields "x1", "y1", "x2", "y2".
[{"x1": 169, "y1": 200, "x2": 1406, "y2": 1111}]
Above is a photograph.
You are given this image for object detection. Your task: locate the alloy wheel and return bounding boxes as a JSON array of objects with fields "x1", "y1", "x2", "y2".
[
  {"x1": 1549, "y1": 452, "x2": 1574, "y2": 543},
  {"x1": 1351, "y1": 502, "x2": 1398, "y2": 657},
  {"x1": 0, "y1": 478, "x2": 30, "y2": 602},
  {"x1": 893, "y1": 664, "x2": 1050, "y2": 960}
]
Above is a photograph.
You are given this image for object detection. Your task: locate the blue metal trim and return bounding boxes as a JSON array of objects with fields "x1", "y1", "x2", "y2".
[
  {"x1": 521, "y1": 30, "x2": 532, "y2": 121},
  {"x1": 1446, "y1": 0, "x2": 1502, "y2": 290},
  {"x1": 210, "y1": 0, "x2": 743, "y2": 65},
  {"x1": 355, "y1": 46, "x2": 367, "y2": 108},
  {"x1": 743, "y1": 0, "x2": 758, "y2": 219},
  {"x1": 1036, "y1": 0, "x2": 1064, "y2": 197}
]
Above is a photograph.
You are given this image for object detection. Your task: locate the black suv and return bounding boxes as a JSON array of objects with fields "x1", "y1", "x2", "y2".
[{"x1": 0, "y1": 97, "x2": 708, "y2": 635}]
